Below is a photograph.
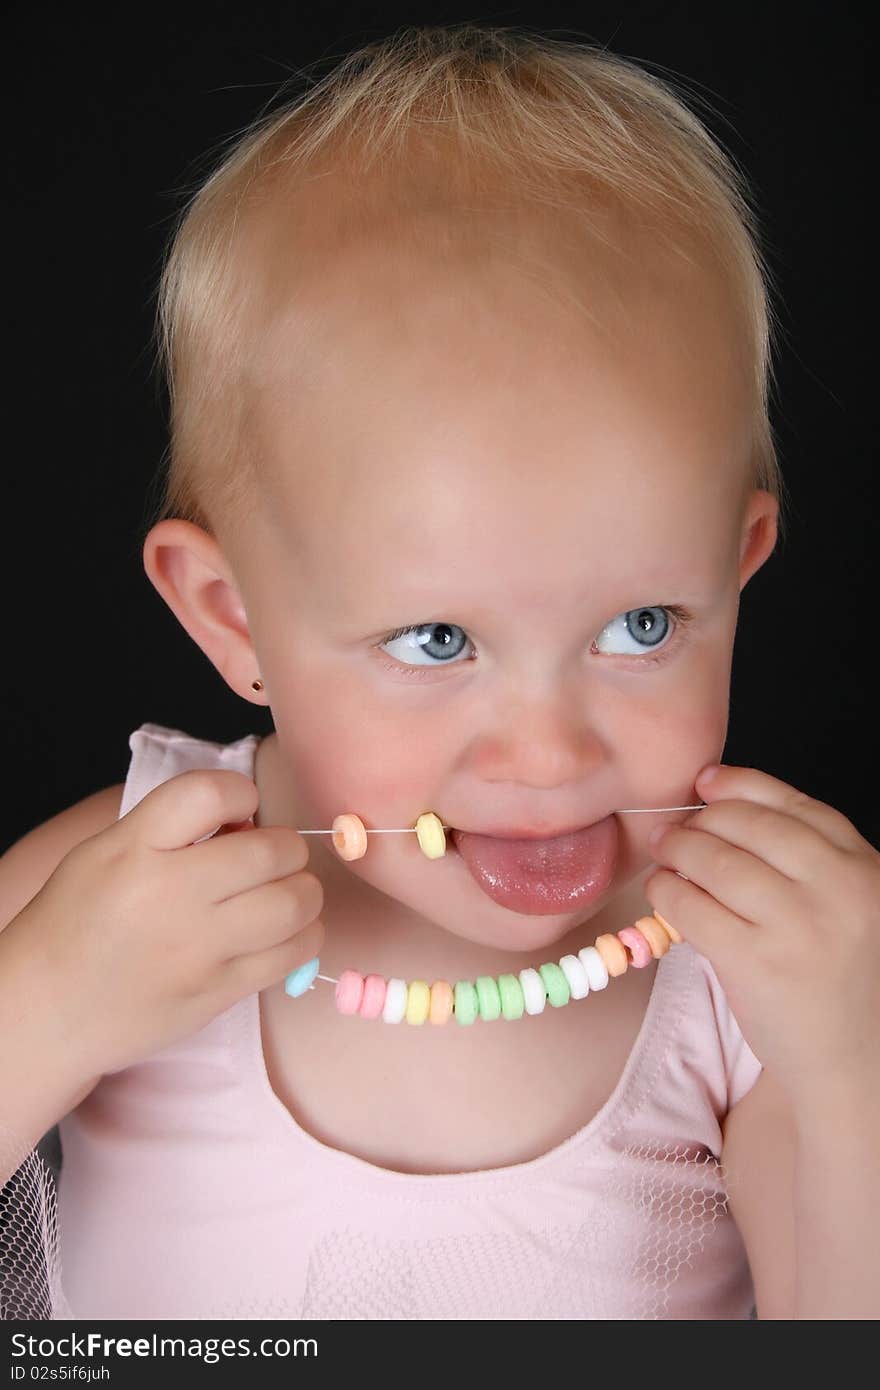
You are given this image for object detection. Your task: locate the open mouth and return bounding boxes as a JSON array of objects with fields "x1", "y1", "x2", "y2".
[{"x1": 448, "y1": 817, "x2": 619, "y2": 916}]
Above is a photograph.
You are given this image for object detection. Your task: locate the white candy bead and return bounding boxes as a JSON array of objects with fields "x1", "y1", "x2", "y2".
[
  {"x1": 382, "y1": 978, "x2": 408, "y2": 1024},
  {"x1": 578, "y1": 945, "x2": 609, "y2": 990},
  {"x1": 559, "y1": 953, "x2": 590, "y2": 999},
  {"x1": 519, "y1": 967, "x2": 546, "y2": 1015}
]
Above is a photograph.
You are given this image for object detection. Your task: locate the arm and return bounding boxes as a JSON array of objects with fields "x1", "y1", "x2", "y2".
[
  {"x1": 0, "y1": 782, "x2": 126, "y2": 1184},
  {"x1": 721, "y1": 1064, "x2": 879, "y2": 1319},
  {"x1": 788, "y1": 1068, "x2": 879, "y2": 1320},
  {"x1": 721, "y1": 1066, "x2": 797, "y2": 1319},
  {"x1": 0, "y1": 921, "x2": 101, "y2": 1185}
]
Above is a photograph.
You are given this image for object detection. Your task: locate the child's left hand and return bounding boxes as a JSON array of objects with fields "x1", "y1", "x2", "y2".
[{"x1": 645, "y1": 764, "x2": 880, "y2": 1105}]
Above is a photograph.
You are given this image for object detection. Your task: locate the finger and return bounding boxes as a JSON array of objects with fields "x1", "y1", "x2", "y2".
[
  {"x1": 695, "y1": 764, "x2": 866, "y2": 855},
  {"x1": 214, "y1": 818, "x2": 255, "y2": 835},
  {"x1": 213, "y1": 871, "x2": 325, "y2": 958},
  {"x1": 188, "y1": 824, "x2": 310, "y2": 902},
  {"x1": 651, "y1": 821, "x2": 806, "y2": 928},
  {"x1": 670, "y1": 799, "x2": 844, "y2": 889},
  {"x1": 645, "y1": 864, "x2": 753, "y2": 969},
  {"x1": 125, "y1": 769, "x2": 260, "y2": 850},
  {"x1": 223, "y1": 918, "x2": 326, "y2": 998}
]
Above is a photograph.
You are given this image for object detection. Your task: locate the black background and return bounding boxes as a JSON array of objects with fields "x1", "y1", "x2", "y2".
[{"x1": 4, "y1": 3, "x2": 873, "y2": 852}]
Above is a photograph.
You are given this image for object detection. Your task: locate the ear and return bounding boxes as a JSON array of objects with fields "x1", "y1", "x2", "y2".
[
  {"x1": 738, "y1": 489, "x2": 779, "y2": 592},
  {"x1": 141, "y1": 518, "x2": 265, "y2": 702}
]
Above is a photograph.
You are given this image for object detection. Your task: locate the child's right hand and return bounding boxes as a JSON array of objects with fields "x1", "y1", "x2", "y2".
[{"x1": 3, "y1": 769, "x2": 325, "y2": 1084}]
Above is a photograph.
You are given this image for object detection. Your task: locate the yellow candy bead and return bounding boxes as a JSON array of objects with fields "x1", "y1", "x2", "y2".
[
  {"x1": 652, "y1": 909, "x2": 683, "y2": 944},
  {"x1": 429, "y1": 980, "x2": 454, "y2": 1025},
  {"x1": 415, "y1": 812, "x2": 447, "y2": 859},
  {"x1": 331, "y1": 813, "x2": 368, "y2": 861},
  {"x1": 634, "y1": 916, "x2": 671, "y2": 958},
  {"x1": 406, "y1": 979, "x2": 431, "y2": 1025}
]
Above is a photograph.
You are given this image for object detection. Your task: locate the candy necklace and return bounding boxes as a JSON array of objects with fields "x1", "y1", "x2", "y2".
[{"x1": 285, "y1": 802, "x2": 703, "y2": 1025}]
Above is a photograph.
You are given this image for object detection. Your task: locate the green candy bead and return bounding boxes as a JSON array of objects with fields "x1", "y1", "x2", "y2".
[
  {"x1": 497, "y1": 973, "x2": 525, "y2": 1020},
  {"x1": 539, "y1": 961, "x2": 571, "y2": 1008},
  {"x1": 454, "y1": 980, "x2": 478, "y2": 1026},
  {"x1": 475, "y1": 975, "x2": 502, "y2": 1022}
]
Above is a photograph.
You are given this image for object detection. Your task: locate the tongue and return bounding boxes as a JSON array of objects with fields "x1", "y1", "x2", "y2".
[{"x1": 451, "y1": 816, "x2": 618, "y2": 915}]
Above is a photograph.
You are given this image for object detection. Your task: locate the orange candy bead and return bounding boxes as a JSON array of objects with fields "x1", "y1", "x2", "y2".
[
  {"x1": 429, "y1": 980, "x2": 454, "y2": 1025},
  {"x1": 652, "y1": 909, "x2": 683, "y2": 944},
  {"x1": 331, "y1": 813, "x2": 368, "y2": 861},
  {"x1": 634, "y1": 916, "x2": 672, "y2": 958},
  {"x1": 594, "y1": 933, "x2": 629, "y2": 976}
]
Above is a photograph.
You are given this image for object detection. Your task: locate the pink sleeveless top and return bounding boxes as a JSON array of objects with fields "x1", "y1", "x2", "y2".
[{"x1": 56, "y1": 723, "x2": 762, "y2": 1320}]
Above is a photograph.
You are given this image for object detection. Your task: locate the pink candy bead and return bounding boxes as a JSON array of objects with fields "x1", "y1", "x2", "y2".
[
  {"x1": 359, "y1": 973, "x2": 388, "y2": 1019},
  {"x1": 617, "y1": 926, "x2": 654, "y2": 968},
  {"x1": 335, "y1": 969, "x2": 365, "y2": 1014}
]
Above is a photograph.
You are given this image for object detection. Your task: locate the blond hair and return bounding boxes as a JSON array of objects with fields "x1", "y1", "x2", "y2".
[{"x1": 145, "y1": 22, "x2": 790, "y2": 547}]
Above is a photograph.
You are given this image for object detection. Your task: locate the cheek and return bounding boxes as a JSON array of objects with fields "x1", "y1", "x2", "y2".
[
  {"x1": 676, "y1": 645, "x2": 732, "y2": 756},
  {"x1": 271, "y1": 679, "x2": 447, "y2": 819},
  {"x1": 611, "y1": 652, "x2": 729, "y2": 796}
]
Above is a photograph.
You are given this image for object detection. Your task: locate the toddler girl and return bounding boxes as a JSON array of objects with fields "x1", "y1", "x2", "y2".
[{"x1": 2, "y1": 23, "x2": 876, "y2": 1321}]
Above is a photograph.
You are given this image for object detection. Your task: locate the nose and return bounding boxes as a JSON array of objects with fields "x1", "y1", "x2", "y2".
[{"x1": 468, "y1": 690, "x2": 607, "y2": 789}]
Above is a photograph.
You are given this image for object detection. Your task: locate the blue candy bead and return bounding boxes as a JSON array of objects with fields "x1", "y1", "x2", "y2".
[{"x1": 285, "y1": 957, "x2": 320, "y2": 998}]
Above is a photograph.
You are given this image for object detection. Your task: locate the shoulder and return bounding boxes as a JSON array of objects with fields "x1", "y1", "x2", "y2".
[
  {"x1": 0, "y1": 783, "x2": 126, "y2": 931},
  {"x1": 3, "y1": 782, "x2": 126, "y2": 864},
  {"x1": 722, "y1": 1065, "x2": 798, "y2": 1319}
]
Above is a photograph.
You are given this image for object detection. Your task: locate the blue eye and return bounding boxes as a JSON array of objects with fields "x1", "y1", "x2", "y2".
[
  {"x1": 378, "y1": 622, "x2": 472, "y2": 667},
  {"x1": 593, "y1": 607, "x2": 673, "y2": 656},
  {"x1": 374, "y1": 606, "x2": 693, "y2": 674}
]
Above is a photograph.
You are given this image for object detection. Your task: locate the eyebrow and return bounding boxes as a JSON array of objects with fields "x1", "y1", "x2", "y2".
[
  {"x1": 331, "y1": 576, "x2": 719, "y2": 635},
  {"x1": 354, "y1": 565, "x2": 718, "y2": 605}
]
